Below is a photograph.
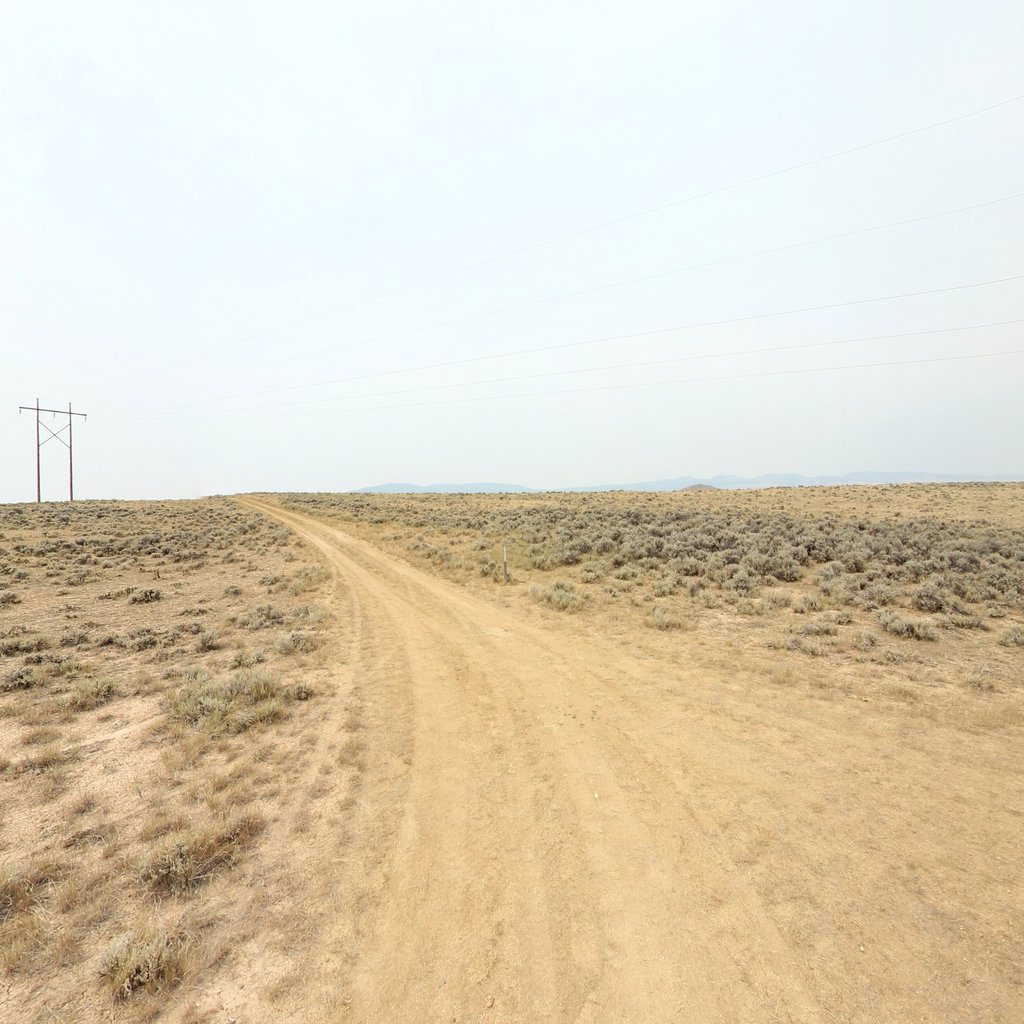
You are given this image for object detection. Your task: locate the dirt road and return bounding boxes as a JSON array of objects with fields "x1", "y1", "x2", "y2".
[{"x1": 242, "y1": 499, "x2": 1024, "y2": 1024}]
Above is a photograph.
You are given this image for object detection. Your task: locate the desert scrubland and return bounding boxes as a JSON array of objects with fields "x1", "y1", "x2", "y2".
[
  {"x1": 284, "y1": 482, "x2": 1024, "y2": 703},
  {"x1": 2, "y1": 484, "x2": 1023, "y2": 1022},
  {"x1": 0, "y1": 499, "x2": 336, "y2": 1022}
]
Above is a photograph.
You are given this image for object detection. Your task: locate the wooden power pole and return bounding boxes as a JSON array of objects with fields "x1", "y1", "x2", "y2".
[{"x1": 18, "y1": 400, "x2": 87, "y2": 502}]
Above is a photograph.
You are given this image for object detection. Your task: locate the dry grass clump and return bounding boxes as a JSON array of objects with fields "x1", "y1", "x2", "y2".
[
  {"x1": 99, "y1": 923, "x2": 195, "y2": 998},
  {"x1": 649, "y1": 605, "x2": 687, "y2": 630},
  {"x1": 142, "y1": 814, "x2": 264, "y2": 895},
  {"x1": 275, "y1": 629, "x2": 321, "y2": 655},
  {"x1": 237, "y1": 603, "x2": 284, "y2": 630},
  {"x1": 530, "y1": 580, "x2": 586, "y2": 611},
  {"x1": 0, "y1": 855, "x2": 64, "y2": 923},
  {"x1": 172, "y1": 667, "x2": 293, "y2": 733},
  {"x1": 66, "y1": 676, "x2": 117, "y2": 710},
  {"x1": 997, "y1": 625, "x2": 1024, "y2": 647}
]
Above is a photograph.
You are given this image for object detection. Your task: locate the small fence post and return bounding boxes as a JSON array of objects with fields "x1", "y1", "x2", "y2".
[{"x1": 503, "y1": 542, "x2": 509, "y2": 583}]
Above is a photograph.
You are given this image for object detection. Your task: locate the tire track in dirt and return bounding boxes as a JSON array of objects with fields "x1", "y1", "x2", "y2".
[{"x1": 244, "y1": 499, "x2": 825, "y2": 1023}]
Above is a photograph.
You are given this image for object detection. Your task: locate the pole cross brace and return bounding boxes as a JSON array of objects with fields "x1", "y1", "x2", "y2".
[{"x1": 18, "y1": 400, "x2": 88, "y2": 502}]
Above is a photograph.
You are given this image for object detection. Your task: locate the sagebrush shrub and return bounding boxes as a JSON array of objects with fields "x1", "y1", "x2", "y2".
[
  {"x1": 997, "y1": 626, "x2": 1024, "y2": 647},
  {"x1": 530, "y1": 580, "x2": 586, "y2": 611},
  {"x1": 876, "y1": 609, "x2": 938, "y2": 641}
]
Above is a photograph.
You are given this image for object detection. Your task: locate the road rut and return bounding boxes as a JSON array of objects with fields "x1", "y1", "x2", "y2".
[{"x1": 242, "y1": 499, "x2": 1024, "y2": 1024}]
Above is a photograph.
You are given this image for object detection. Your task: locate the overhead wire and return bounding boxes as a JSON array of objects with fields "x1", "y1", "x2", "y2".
[
  {"x1": 162, "y1": 319, "x2": 1024, "y2": 413},
  {"x1": 103, "y1": 346, "x2": 1024, "y2": 424},
  {"x1": 103, "y1": 273, "x2": 1024, "y2": 413},
  {"x1": 105, "y1": 190, "x2": 1024, "y2": 397},
  {"x1": 207, "y1": 319, "x2": 1024, "y2": 408},
  {"x1": 100, "y1": 92, "x2": 1024, "y2": 388}
]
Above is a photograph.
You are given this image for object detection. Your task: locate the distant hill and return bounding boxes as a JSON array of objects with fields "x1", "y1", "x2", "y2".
[
  {"x1": 355, "y1": 472, "x2": 1020, "y2": 494},
  {"x1": 356, "y1": 482, "x2": 534, "y2": 494},
  {"x1": 565, "y1": 471, "x2": 1022, "y2": 491}
]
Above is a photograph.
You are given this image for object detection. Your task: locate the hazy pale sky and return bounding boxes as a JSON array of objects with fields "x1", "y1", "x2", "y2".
[{"x1": 1, "y1": 1, "x2": 1022, "y2": 501}]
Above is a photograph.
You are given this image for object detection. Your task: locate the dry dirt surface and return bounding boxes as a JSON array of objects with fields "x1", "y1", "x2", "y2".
[
  {"x1": 0, "y1": 499, "x2": 335, "y2": 1023},
  {"x1": 2, "y1": 490, "x2": 1022, "y2": 1023},
  {"x1": 236, "y1": 495, "x2": 1023, "y2": 1024}
]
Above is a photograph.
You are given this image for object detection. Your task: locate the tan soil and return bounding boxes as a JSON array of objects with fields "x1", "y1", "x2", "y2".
[{"x1": 226, "y1": 497, "x2": 1024, "y2": 1024}]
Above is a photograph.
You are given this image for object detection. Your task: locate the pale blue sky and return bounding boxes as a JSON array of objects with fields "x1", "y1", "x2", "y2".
[{"x1": 1, "y1": 1, "x2": 1022, "y2": 500}]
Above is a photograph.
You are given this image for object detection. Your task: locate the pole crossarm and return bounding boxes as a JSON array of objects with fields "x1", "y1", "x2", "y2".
[
  {"x1": 19, "y1": 406, "x2": 87, "y2": 418},
  {"x1": 17, "y1": 400, "x2": 87, "y2": 502}
]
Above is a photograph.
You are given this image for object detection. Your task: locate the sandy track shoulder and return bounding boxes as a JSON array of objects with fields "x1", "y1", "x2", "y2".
[{"x1": 243, "y1": 497, "x2": 1024, "y2": 1024}]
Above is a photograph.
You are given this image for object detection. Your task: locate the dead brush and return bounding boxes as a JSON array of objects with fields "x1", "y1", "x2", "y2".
[
  {"x1": 142, "y1": 814, "x2": 264, "y2": 896},
  {"x1": 648, "y1": 605, "x2": 687, "y2": 630},
  {"x1": 1, "y1": 855, "x2": 64, "y2": 923},
  {"x1": 99, "y1": 923, "x2": 195, "y2": 998}
]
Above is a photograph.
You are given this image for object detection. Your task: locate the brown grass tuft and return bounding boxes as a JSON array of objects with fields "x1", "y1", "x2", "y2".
[
  {"x1": 99, "y1": 923, "x2": 195, "y2": 998},
  {"x1": 142, "y1": 814, "x2": 264, "y2": 895}
]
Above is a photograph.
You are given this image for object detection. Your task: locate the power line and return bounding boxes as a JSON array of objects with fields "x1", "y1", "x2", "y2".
[
  {"x1": 489, "y1": 348, "x2": 1024, "y2": 407},
  {"x1": 104, "y1": 346, "x2": 1024, "y2": 424},
  {"x1": 102, "y1": 91, "x2": 1024, "y2": 388},
  {"x1": 108, "y1": 272, "x2": 1024, "y2": 412},
  {"x1": 226, "y1": 319, "x2": 1024, "y2": 408},
  {"x1": 104, "y1": 317, "x2": 1023, "y2": 416},
  {"x1": 117, "y1": 190, "x2": 1024, "y2": 396}
]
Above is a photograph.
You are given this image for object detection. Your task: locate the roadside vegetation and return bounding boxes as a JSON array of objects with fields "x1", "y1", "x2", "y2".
[
  {"x1": 283, "y1": 483, "x2": 1024, "y2": 707},
  {"x1": 0, "y1": 498, "x2": 331, "y2": 1020}
]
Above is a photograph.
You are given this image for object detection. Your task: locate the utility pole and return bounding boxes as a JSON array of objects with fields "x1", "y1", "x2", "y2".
[{"x1": 18, "y1": 400, "x2": 87, "y2": 502}]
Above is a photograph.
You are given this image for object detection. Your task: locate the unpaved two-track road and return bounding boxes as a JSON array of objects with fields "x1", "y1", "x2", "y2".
[{"x1": 243, "y1": 499, "x2": 1024, "y2": 1024}]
